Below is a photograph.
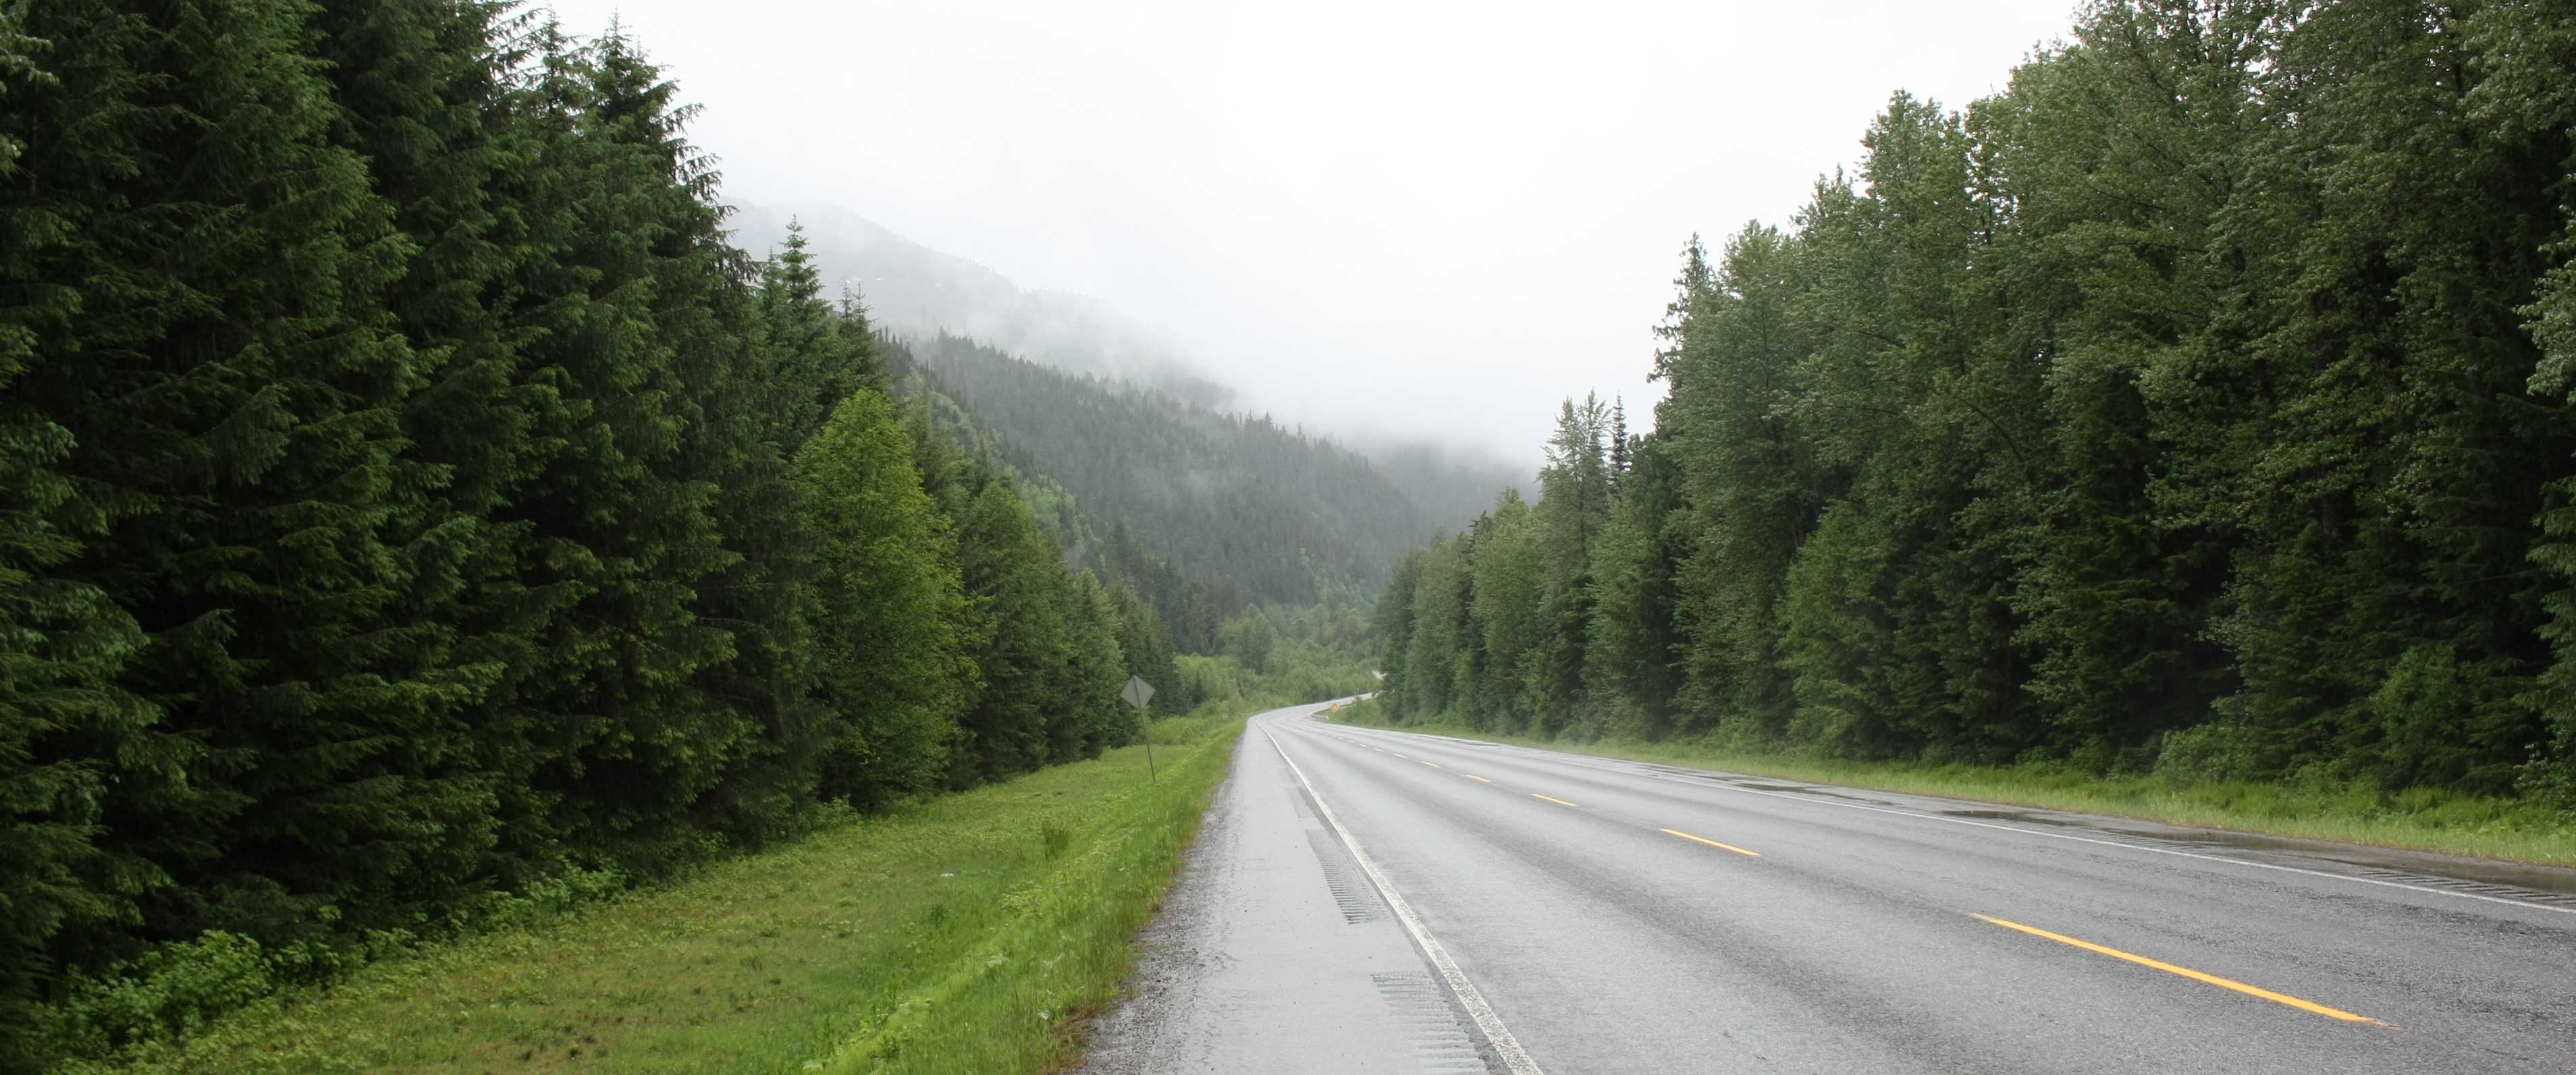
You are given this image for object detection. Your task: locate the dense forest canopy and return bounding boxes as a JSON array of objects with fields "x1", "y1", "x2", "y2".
[
  {"x1": 0, "y1": 1, "x2": 1200, "y2": 1068},
  {"x1": 903, "y1": 333, "x2": 1445, "y2": 605},
  {"x1": 880, "y1": 340, "x2": 1229, "y2": 694},
  {"x1": 1376, "y1": 0, "x2": 2576, "y2": 806},
  {"x1": 20, "y1": 0, "x2": 2576, "y2": 1069}
]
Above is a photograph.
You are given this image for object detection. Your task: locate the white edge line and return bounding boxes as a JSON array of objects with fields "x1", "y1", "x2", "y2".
[
  {"x1": 1323, "y1": 723, "x2": 2576, "y2": 918},
  {"x1": 1262, "y1": 721, "x2": 1548, "y2": 1075}
]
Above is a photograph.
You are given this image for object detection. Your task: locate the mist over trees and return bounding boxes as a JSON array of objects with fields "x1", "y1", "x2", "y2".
[
  {"x1": 1355, "y1": 440, "x2": 1534, "y2": 536},
  {"x1": 729, "y1": 202, "x2": 1241, "y2": 410},
  {"x1": 903, "y1": 333, "x2": 1445, "y2": 605},
  {"x1": 882, "y1": 343, "x2": 1242, "y2": 665},
  {"x1": 0, "y1": 3, "x2": 1185, "y2": 1068},
  {"x1": 1376, "y1": 0, "x2": 2576, "y2": 804}
]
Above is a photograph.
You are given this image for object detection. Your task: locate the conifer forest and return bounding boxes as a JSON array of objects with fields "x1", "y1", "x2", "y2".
[
  {"x1": 1377, "y1": 1, "x2": 2576, "y2": 804},
  {"x1": 0, "y1": 1, "x2": 1399, "y2": 1066},
  {"x1": 9, "y1": 0, "x2": 2576, "y2": 1070}
]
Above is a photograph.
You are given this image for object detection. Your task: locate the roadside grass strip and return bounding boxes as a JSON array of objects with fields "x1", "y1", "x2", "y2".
[
  {"x1": 807, "y1": 723, "x2": 1240, "y2": 1074},
  {"x1": 103, "y1": 719, "x2": 1243, "y2": 1075},
  {"x1": 1971, "y1": 915, "x2": 2392, "y2": 1026}
]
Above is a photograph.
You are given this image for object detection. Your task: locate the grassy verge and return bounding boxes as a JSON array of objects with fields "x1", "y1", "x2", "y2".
[
  {"x1": 1329, "y1": 700, "x2": 2576, "y2": 869},
  {"x1": 95, "y1": 719, "x2": 1242, "y2": 1074}
]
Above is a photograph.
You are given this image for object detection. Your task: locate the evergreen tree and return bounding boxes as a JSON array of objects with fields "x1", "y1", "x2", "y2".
[
  {"x1": 2502, "y1": 0, "x2": 2576, "y2": 804},
  {"x1": 1370, "y1": 0, "x2": 2576, "y2": 800},
  {"x1": 1997, "y1": 0, "x2": 2266, "y2": 770},
  {"x1": 1057, "y1": 570, "x2": 1135, "y2": 758},
  {"x1": 793, "y1": 389, "x2": 969, "y2": 807},
  {"x1": 1102, "y1": 576, "x2": 1184, "y2": 717},
  {"x1": 1583, "y1": 433, "x2": 1686, "y2": 740},
  {"x1": 2, "y1": 0, "x2": 495, "y2": 962},
  {"x1": 1465, "y1": 493, "x2": 1544, "y2": 733},
  {"x1": 1530, "y1": 395, "x2": 1613, "y2": 734},
  {"x1": 0, "y1": 412, "x2": 170, "y2": 1064},
  {"x1": 1394, "y1": 534, "x2": 1472, "y2": 722},
  {"x1": 2194, "y1": 0, "x2": 2569, "y2": 792},
  {"x1": 1373, "y1": 547, "x2": 1426, "y2": 708},
  {"x1": 0, "y1": 5, "x2": 1260, "y2": 1062},
  {"x1": 1664, "y1": 225, "x2": 1815, "y2": 740},
  {"x1": 940, "y1": 455, "x2": 1071, "y2": 783}
]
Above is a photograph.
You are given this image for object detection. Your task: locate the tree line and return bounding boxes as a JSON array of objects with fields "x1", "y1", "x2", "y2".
[
  {"x1": 884, "y1": 346, "x2": 1201, "y2": 718},
  {"x1": 886, "y1": 343, "x2": 1247, "y2": 660},
  {"x1": 0, "y1": 1, "x2": 1179, "y2": 1066},
  {"x1": 1376, "y1": 0, "x2": 2576, "y2": 805},
  {"x1": 904, "y1": 333, "x2": 1441, "y2": 606}
]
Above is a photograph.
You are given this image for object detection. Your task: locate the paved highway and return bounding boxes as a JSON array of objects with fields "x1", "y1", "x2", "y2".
[{"x1": 1082, "y1": 705, "x2": 2576, "y2": 1074}]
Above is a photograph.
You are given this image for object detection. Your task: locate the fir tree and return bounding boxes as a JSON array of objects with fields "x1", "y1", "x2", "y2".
[{"x1": 793, "y1": 388, "x2": 970, "y2": 806}]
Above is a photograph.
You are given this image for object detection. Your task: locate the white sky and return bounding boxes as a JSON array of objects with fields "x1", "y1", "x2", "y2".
[{"x1": 544, "y1": 0, "x2": 2079, "y2": 465}]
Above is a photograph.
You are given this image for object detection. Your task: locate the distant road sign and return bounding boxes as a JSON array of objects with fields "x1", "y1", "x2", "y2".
[{"x1": 1121, "y1": 675, "x2": 1156, "y2": 710}]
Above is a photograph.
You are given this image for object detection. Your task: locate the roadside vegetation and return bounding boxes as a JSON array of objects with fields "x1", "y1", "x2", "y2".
[
  {"x1": 1366, "y1": 1, "x2": 2576, "y2": 870},
  {"x1": 1171, "y1": 601, "x2": 1383, "y2": 721},
  {"x1": 45, "y1": 723, "x2": 1237, "y2": 1075},
  {"x1": 0, "y1": 5, "x2": 1300, "y2": 1071},
  {"x1": 896, "y1": 334, "x2": 1449, "y2": 638}
]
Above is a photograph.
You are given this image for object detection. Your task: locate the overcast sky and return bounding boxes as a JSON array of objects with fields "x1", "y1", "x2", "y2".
[{"x1": 545, "y1": 0, "x2": 2081, "y2": 465}]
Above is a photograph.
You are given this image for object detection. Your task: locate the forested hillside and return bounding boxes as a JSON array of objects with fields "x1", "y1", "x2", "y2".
[
  {"x1": 724, "y1": 205, "x2": 1524, "y2": 559},
  {"x1": 0, "y1": 4, "x2": 1185, "y2": 1069},
  {"x1": 1360, "y1": 440, "x2": 1534, "y2": 536},
  {"x1": 1376, "y1": 0, "x2": 2576, "y2": 806},
  {"x1": 884, "y1": 340, "x2": 1226, "y2": 683},
  {"x1": 905, "y1": 333, "x2": 1443, "y2": 605},
  {"x1": 730, "y1": 203, "x2": 1236, "y2": 409}
]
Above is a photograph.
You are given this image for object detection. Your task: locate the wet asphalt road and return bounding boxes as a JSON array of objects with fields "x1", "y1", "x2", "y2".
[{"x1": 1085, "y1": 705, "x2": 2576, "y2": 1074}]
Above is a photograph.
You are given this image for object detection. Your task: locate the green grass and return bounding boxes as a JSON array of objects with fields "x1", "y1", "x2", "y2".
[
  {"x1": 92, "y1": 721, "x2": 1243, "y2": 1075},
  {"x1": 1330, "y1": 700, "x2": 2576, "y2": 869},
  {"x1": 1132, "y1": 713, "x2": 1233, "y2": 748}
]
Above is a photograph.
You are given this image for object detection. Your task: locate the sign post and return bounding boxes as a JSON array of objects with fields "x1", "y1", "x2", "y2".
[{"x1": 1121, "y1": 675, "x2": 1158, "y2": 781}]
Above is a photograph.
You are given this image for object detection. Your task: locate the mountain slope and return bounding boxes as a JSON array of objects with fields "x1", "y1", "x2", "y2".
[
  {"x1": 882, "y1": 341, "x2": 1241, "y2": 657},
  {"x1": 897, "y1": 334, "x2": 1437, "y2": 606},
  {"x1": 731, "y1": 203, "x2": 1231, "y2": 408},
  {"x1": 732, "y1": 204, "x2": 1528, "y2": 524},
  {"x1": 1360, "y1": 441, "x2": 1531, "y2": 535}
]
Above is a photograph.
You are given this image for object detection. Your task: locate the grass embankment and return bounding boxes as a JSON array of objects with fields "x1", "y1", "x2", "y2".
[
  {"x1": 97, "y1": 717, "x2": 1242, "y2": 1075},
  {"x1": 1329, "y1": 700, "x2": 2576, "y2": 869}
]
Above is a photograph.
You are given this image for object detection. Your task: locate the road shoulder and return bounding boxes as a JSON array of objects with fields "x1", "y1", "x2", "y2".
[{"x1": 1079, "y1": 710, "x2": 1495, "y2": 1075}]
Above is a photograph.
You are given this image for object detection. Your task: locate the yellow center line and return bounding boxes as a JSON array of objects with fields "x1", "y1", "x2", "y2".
[
  {"x1": 1532, "y1": 794, "x2": 1578, "y2": 807},
  {"x1": 1662, "y1": 829, "x2": 1761, "y2": 856},
  {"x1": 1465, "y1": 774, "x2": 1492, "y2": 783},
  {"x1": 1972, "y1": 914, "x2": 2393, "y2": 1026},
  {"x1": 1422, "y1": 761, "x2": 1441, "y2": 768},
  {"x1": 1393, "y1": 753, "x2": 1407, "y2": 759}
]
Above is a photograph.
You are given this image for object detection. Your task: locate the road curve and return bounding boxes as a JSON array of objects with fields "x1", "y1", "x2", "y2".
[{"x1": 1083, "y1": 705, "x2": 2576, "y2": 1074}]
